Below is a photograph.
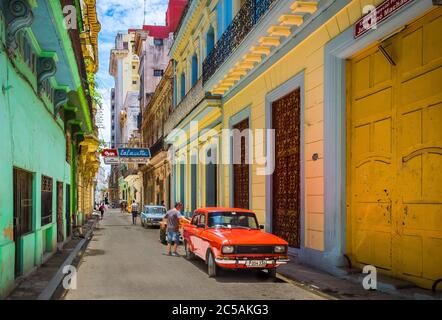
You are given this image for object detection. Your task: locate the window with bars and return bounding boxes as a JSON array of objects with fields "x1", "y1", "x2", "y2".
[
  {"x1": 66, "y1": 133, "x2": 71, "y2": 164},
  {"x1": 41, "y1": 175, "x2": 53, "y2": 226},
  {"x1": 154, "y1": 69, "x2": 164, "y2": 77},
  {"x1": 154, "y1": 38, "x2": 164, "y2": 46}
]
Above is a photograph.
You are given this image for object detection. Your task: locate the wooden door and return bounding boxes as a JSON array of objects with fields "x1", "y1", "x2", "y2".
[
  {"x1": 272, "y1": 88, "x2": 301, "y2": 248},
  {"x1": 57, "y1": 182, "x2": 64, "y2": 243},
  {"x1": 13, "y1": 169, "x2": 33, "y2": 277},
  {"x1": 347, "y1": 8, "x2": 442, "y2": 288},
  {"x1": 66, "y1": 184, "x2": 71, "y2": 237},
  {"x1": 233, "y1": 118, "x2": 250, "y2": 209}
]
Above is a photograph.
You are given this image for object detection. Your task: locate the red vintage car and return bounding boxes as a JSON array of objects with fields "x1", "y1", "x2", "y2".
[{"x1": 183, "y1": 208, "x2": 289, "y2": 278}]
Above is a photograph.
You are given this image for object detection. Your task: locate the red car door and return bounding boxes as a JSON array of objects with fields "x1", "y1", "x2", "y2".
[
  {"x1": 192, "y1": 214, "x2": 209, "y2": 259},
  {"x1": 198, "y1": 213, "x2": 212, "y2": 262},
  {"x1": 187, "y1": 213, "x2": 202, "y2": 256}
]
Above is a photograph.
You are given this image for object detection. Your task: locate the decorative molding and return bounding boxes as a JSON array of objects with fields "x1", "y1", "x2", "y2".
[
  {"x1": 4, "y1": 0, "x2": 34, "y2": 53},
  {"x1": 54, "y1": 88, "x2": 69, "y2": 117},
  {"x1": 37, "y1": 55, "x2": 57, "y2": 92}
]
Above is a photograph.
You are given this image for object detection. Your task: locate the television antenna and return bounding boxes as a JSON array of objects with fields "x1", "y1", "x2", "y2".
[{"x1": 143, "y1": 0, "x2": 147, "y2": 26}]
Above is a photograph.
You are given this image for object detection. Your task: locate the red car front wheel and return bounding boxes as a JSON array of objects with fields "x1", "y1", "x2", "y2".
[{"x1": 207, "y1": 251, "x2": 218, "y2": 278}]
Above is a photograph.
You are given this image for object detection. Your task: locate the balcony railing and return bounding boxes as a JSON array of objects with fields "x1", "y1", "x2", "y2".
[
  {"x1": 202, "y1": 0, "x2": 278, "y2": 84},
  {"x1": 149, "y1": 137, "x2": 165, "y2": 158},
  {"x1": 164, "y1": 77, "x2": 205, "y2": 137}
]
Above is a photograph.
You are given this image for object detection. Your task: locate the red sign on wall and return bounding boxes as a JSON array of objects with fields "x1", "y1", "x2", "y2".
[
  {"x1": 102, "y1": 149, "x2": 118, "y2": 157},
  {"x1": 354, "y1": 0, "x2": 414, "y2": 39},
  {"x1": 101, "y1": 149, "x2": 119, "y2": 164}
]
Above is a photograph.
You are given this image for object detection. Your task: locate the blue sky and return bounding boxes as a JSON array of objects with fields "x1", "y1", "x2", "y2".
[{"x1": 96, "y1": 0, "x2": 170, "y2": 146}]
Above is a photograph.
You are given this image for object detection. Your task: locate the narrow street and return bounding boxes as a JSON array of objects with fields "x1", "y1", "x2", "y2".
[{"x1": 63, "y1": 209, "x2": 325, "y2": 300}]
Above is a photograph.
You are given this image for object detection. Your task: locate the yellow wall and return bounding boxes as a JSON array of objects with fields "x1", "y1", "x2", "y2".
[{"x1": 221, "y1": 0, "x2": 387, "y2": 251}]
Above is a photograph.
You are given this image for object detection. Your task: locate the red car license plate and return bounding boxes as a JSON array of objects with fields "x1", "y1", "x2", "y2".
[{"x1": 245, "y1": 260, "x2": 267, "y2": 268}]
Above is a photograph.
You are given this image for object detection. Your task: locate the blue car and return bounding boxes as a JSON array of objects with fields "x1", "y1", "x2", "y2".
[{"x1": 140, "y1": 205, "x2": 167, "y2": 228}]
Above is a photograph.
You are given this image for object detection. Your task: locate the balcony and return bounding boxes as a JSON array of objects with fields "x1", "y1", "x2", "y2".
[
  {"x1": 164, "y1": 77, "x2": 206, "y2": 137},
  {"x1": 202, "y1": 0, "x2": 278, "y2": 84},
  {"x1": 149, "y1": 137, "x2": 166, "y2": 159}
]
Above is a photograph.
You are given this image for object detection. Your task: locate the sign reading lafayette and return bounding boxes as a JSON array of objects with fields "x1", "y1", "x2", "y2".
[
  {"x1": 354, "y1": 0, "x2": 414, "y2": 39},
  {"x1": 117, "y1": 148, "x2": 151, "y2": 164},
  {"x1": 117, "y1": 148, "x2": 151, "y2": 158},
  {"x1": 101, "y1": 148, "x2": 151, "y2": 164}
]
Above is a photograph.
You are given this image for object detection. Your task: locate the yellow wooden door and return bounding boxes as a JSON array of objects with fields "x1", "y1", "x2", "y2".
[{"x1": 347, "y1": 8, "x2": 442, "y2": 289}]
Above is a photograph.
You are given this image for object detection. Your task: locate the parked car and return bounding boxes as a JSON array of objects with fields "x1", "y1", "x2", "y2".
[
  {"x1": 141, "y1": 205, "x2": 167, "y2": 228},
  {"x1": 159, "y1": 215, "x2": 191, "y2": 244},
  {"x1": 183, "y1": 208, "x2": 289, "y2": 278}
]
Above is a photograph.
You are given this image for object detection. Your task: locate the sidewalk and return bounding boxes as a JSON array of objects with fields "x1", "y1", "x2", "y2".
[
  {"x1": 6, "y1": 218, "x2": 96, "y2": 300},
  {"x1": 277, "y1": 254, "x2": 441, "y2": 300}
]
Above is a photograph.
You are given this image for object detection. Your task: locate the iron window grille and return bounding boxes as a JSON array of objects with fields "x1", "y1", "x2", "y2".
[
  {"x1": 41, "y1": 175, "x2": 53, "y2": 226},
  {"x1": 202, "y1": 0, "x2": 278, "y2": 84}
]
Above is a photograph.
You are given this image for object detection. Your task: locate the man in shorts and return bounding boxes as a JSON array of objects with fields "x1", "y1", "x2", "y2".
[
  {"x1": 131, "y1": 200, "x2": 139, "y2": 225},
  {"x1": 164, "y1": 202, "x2": 183, "y2": 256}
]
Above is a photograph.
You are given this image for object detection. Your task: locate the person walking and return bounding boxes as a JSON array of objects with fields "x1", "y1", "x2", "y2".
[
  {"x1": 164, "y1": 202, "x2": 183, "y2": 256},
  {"x1": 99, "y1": 202, "x2": 105, "y2": 220},
  {"x1": 131, "y1": 200, "x2": 139, "y2": 225}
]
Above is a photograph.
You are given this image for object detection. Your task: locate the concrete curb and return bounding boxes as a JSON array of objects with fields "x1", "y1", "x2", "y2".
[{"x1": 36, "y1": 219, "x2": 97, "y2": 300}]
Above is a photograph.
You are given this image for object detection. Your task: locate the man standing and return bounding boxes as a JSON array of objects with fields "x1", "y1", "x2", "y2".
[
  {"x1": 131, "y1": 200, "x2": 139, "y2": 225},
  {"x1": 164, "y1": 202, "x2": 183, "y2": 256}
]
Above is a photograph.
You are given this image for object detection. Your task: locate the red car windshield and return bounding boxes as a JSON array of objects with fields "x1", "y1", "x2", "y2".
[{"x1": 208, "y1": 212, "x2": 259, "y2": 230}]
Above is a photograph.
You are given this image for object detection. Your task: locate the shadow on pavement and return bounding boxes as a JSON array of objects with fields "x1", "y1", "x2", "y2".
[
  {"x1": 186, "y1": 258, "x2": 285, "y2": 284},
  {"x1": 84, "y1": 249, "x2": 106, "y2": 257}
]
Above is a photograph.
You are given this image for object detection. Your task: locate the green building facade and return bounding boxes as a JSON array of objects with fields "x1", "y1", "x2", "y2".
[{"x1": 0, "y1": 0, "x2": 95, "y2": 298}]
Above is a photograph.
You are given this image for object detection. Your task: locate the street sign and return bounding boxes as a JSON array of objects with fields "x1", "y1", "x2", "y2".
[
  {"x1": 102, "y1": 149, "x2": 118, "y2": 157},
  {"x1": 103, "y1": 157, "x2": 120, "y2": 164},
  {"x1": 354, "y1": 0, "x2": 414, "y2": 39},
  {"x1": 101, "y1": 149, "x2": 119, "y2": 164},
  {"x1": 117, "y1": 148, "x2": 151, "y2": 164}
]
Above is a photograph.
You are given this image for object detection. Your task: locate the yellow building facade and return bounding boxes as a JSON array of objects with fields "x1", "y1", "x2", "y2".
[
  {"x1": 166, "y1": 0, "x2": 226, "y2": 215},
  {"x1": 197, "y1": 0, "x2": 441, "y2": 289},
  {"x1": 76, "y1": 0, "x2": 101, "y2": 222}
]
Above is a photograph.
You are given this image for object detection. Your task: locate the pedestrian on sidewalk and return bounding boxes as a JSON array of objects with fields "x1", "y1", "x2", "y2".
[
  {"x1": 99, "y1": 202, "x2": 105, "y2": 220},
  {"x1": 131, "y1": 200, "x2": 139, "y2": 225},
  {"x1": 164, "y1": 202, "x2": 183, "y2": 257}
]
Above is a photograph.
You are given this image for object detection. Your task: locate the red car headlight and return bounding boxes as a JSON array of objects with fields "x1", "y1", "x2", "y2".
[
  {"x1": 274, "y1": 245, "x2": 287, "y2": 253},
  {"x1": 222, "y1": 246, "x2": 235, "y2": 254}
]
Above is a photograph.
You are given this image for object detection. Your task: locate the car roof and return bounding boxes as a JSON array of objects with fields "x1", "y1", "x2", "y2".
[
  {"x1": 144, "y1": 205, "x2": 166, "y2": 208},
  {"x1": 194, "y1": 207, "x2": 255, "y2": 214}
]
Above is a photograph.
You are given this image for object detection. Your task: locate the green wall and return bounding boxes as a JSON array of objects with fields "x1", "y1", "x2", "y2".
[{"x1": 0, "y1": 39, "x2": 71, "y2": 298}]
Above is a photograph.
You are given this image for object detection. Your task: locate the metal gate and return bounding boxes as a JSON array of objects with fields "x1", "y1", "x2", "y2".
[
  {"x1": 272, "y1": 88, "x2": 301, "y2": 248},
  {"x1": 13, "y1": 168, "x2": 33, "y2": 277},
  {"x1": 57, "y1": 182, "x2": 64, "y2": 243},
  {"x1": 41, "y1": 175, "x2": 53, "y2": 226},
  {"x1": 233, "y1": 118, "x2": 250, "y2": 209}
]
